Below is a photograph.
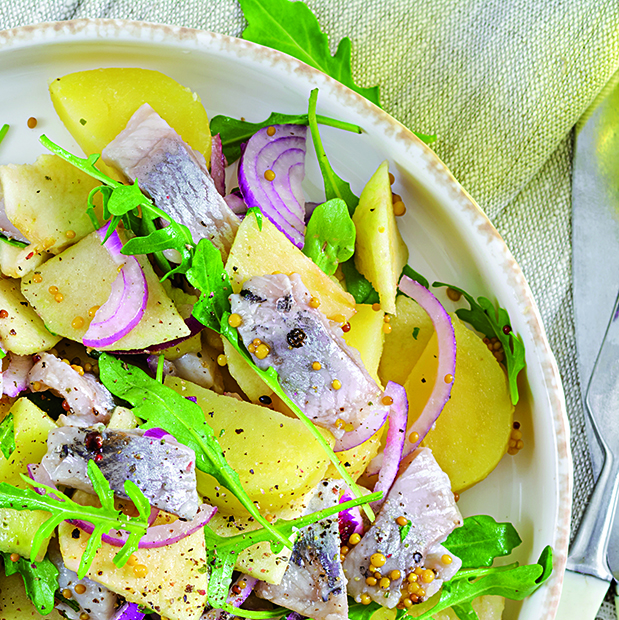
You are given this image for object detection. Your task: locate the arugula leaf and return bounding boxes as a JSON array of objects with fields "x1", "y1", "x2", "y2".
[
  {"x1": 398, "y1": 520, "x2": 412, "y2": 543},
  {"x1": 400, "y1": 264, "x2": 429, "y2": 290},
  {"x1": 433, "y1": 282, "x2": 526, "y2": 405},
  {"x1": 451, "y1": 601, "x2": 480, "y2": 620},
  {"x1": 240, "y1": 0, "x2": 381, "y2": 106},
  {"x1": 186, "y1": 238, "x2": 233, "y2": 331},
  {"x1": 443, "y1": 515, "x2": 522, "y2": 568},
  {"x1": 210, "y1": 112, "x2": 362, "y2": 163},
  {"x1": 340, "y1": 258, "x2": 380, "y2": 304},
  {"x1": 413, "y1": 546, "x2": 553, "y2": 620},
  {"x1": 302, "y1": 198, "x2": 356, "y2": 275},
  {"x1": 0, "y1": 233, "x2": 28, "y2": 249},
  {"x1": 308, "y1": 89, "x2": 359, "y2": 214},
  {"x1": 0, "y1": 412, "x2": 16, "y2": 460},
  {"x1": 348, "y1": 599, "x2": 408, "y2": 620},
  {"x1": 39, "y1": 136, "x2": 194, "y2": 279},
  {"x1": 97, "y1": 353, "x2": 290, "y2": 550},
  {"x1": 0, "y1": 123, "x2": 8, "y2": 147},
  {"x1": 412, "y1": 327, "x2": 420, "y2": 340},
  {"x1": 246, "y1": 206, "x2": 263, "y2": 230},
  {"x1": 1, "y1": 551, "x2": 58, "y2": 615},
  {"x1": 0, "y1": 464, "x2": 149, "y2": 579}
]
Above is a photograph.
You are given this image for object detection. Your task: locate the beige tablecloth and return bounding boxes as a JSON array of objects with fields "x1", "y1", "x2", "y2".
[{"x1": 2, "y1": 1, "x2": 619, "y2": 617}]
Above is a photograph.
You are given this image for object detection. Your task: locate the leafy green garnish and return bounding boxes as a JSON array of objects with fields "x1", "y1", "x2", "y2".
[
  {"x1": 0, "y1": 412, "x2": 16, "y2": 460},
  {"x1": 443, "y1": 515, "x2": 522, "y2": 568},
  {"x1": 240, "y1": 0, "x2": 381, "y2": 106},
  {"x1": 0, "y1": 232, "x2": 28, "y2": 249},
  {"x1": 308, "y1": 89, "x2": 359, "y2": 214},
  {"x1": 340, "y1": 258, "x2": 380, "y2": 305},
  {"x1": 0, "y1": 123, "x2": 8, "y2": 147},
  {"x1": 302, "y1": 198, "x2": 356, "y2": 275},
  {"x1": 434, "y1": 282, "x2": 526, "y2": 405},
  {"x1": 210, "y1": 112, "x2": 362, "y2": 163},
  {"x1": 401, "y1": 264, "x2": 430, "y2": 290},
  {"x1": 412, "y1": 327, "x2": 420, "y2": 340},
  {"x1": 414, "y1": 546, "x2": 553, "y2": 620},
  {"x1": 398, "y1": 520, "x2": 412, "y2": 542},
  {"x1": 1, "y1": 551, "x2": 59, "y2": 615},
  {"x1": 186, "y1": 224, "x2": 373, "y2": 520},
  {"x1": 246, "y1": 206, "x2": 263, "y2": 230},
  {"x1": 97, "y1": 353, "x2": 290, "y2": 551},
  {"x1": 0, "y1": 461, "x2": 150, "y2": 579},
  {"x1": 204, "y1": 490, "x2": 381, "y2": 616},
  {"x1": 55, "y1": 589, "x2": 81, "y2": 612},
  {"x1": 39, "y1": 136, "x2": 194, "y2": 279},
  {"x1": 156, "y1": 354, "x2": 165, "y2": 383}
]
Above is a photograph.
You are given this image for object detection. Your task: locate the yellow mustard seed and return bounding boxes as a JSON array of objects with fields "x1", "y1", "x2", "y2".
[
  {"x1": 382, "y1": 324, "x2": 392, "y2": 334},
  {"x1": 390, "y1": 570, "x2": 401, "y2": 581},
  {"x1": 360, "y1": 594, "x2": 372, "y2": 606},
  {"x1": 372, "y1": 303, "x2": 381, "y2": 312},
  {"x1": 133, "y1": 564, "x2": 148, "y2": 578},
  {"x1": 217, "y1": 354, "x2": 227, "y2": 367},
  {"x1": 349, "y1": 533, "x2": 361, "y2": 545},
  {"x1": 88, "y1": 306, "x2": 100, "y2": 318},
  {"x1": 379, "y1": 577, "x2": 391, "y2": 589},
  {"x1": 228, "y1": 313, "x2": 243, "y2": 328},
  {"x1": 72, "y1": 316, "x2": 85, "y2": 329},
  {"x1": 441, "y1": 554, "x2": 453, "y2": 565},
  {"x1": 10, "y1": 553, "x2": 20, "y2": 562},
  {"x1": 396, "y1": 516, "x2": 408, "y2": 527},
  {"x1": 421, "y1": 569, "x2": 435, "y2": 583},
  {"x1": 378, "y1": 226, "x2": 385, "y2": 233},
  {"x1": 393, "y1": 201, "x2": 406, "y2": 216},
  {"x1": 62, "y1": 589, "x2": 72, "y2": 599},
  {"x1": 389, "y1": 172, "x2": 395, "y2": 185},
  {"x1": 55, "y1": 293, "x2": 64, "y2": 303},
  {"x1": 127, "y1": 554, "x2": 138, "y2": 567},
  {"x1": 444, "y1": 373, "x2": 454, "y2": 383},
  {"x1": 264, "y1": 169, "x2": 276, "y2": 181},
  {"x1": 48, "y1": 285, "x2": 58, "y2": 295},
  {"x1": 266, "y1": 126, "x2": 276, "y2": 136},
  {"x1": 382, "y1": 395, "x2": 394, "y2": 406},
  {"x1": 312, "y1": 361, "x2": 322, "y2": 371},
  {"x1": 409, "y1": 431, "x2": 419, "y2": 444},
  {"x1": 65, "y1": 230, "x2": 76, "y2": 239},
  {"x1": 332, "y1": 379, "x2": 342, "y2": 390},
  {"x1": 309, "y1": 297, "x2": 321, "y2": 308},
  {"x1": 255, "y1": 344, "x2": 270, "y2": 359},
  {"x1": 74, "y1": 584, "x2": 87, "y2": 595},
  {"x1": 365, "y1": 576, "x2": 377, "y2": 586},
  {"x1": 370, "y1": 553, "x2": 386, "y2": 568},
  {"x1": 32, "y1": 273, "x2": 42, "y2": 283}
]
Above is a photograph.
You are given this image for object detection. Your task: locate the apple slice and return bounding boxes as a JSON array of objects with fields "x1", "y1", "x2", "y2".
[{"x1": 352, "y1": 160, "x2": 408, "y2": 314}]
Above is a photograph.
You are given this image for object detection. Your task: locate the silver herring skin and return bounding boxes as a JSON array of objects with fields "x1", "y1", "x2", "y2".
[
  {"x1": 102, "y1": 103, "x2": 239, "y2": 258},
  {"x1": 344, "y1": 448, "x2": 462, "y2": 607},
  {"x1": 256, "y1": 479, "x2": 349, "y2": 620},
  {"x1": 42, "y1": 426, "x2": 201, "y2": 520},
  {"x1": 229, "y1": 273, "x2": 386, "y2": 438}
]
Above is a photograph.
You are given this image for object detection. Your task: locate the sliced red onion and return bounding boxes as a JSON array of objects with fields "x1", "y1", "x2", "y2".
[
  {"x1": 334, "y1": 406, "x2": 389, "y2": 452},
  {"x1": 371, "y1": 381, "x2": 408, "y2": 509},
  {"x1": 27, "y1": 463, "x2": 214, "y2": 548},
  {"x1": 203, "y1": 575, "x2": 258, "y2": 620},
  {"x1": 3, "y1": 353, "x2": 33, "y2": 397},
  {"x1": 398, "y1": 276, "x2": 456, "y2": 456},
  {"x1": 211, "y1": 134, "x2": 227, "y2": 197},
  {"x1": 224, "y1": 190, "x2": 248, "y2": 217},
  {"x1": 338, "y1": 490, "x2": 363, "y2": 544},
  {"x1": 112, "y1": 602, "x2": 145, "y2": 620},
  {"x1": 82, "y1": 225, "x2": 148, "y2": 348},
  {"x1": 238, "y1": 124, "x2": 307, "y2": 248},
  {"x1": 143, "y1": 427, "x2": 171, "y2": 440},
  {"x1": 70, "y1": 503, "x2": 217, "y2": 548}
]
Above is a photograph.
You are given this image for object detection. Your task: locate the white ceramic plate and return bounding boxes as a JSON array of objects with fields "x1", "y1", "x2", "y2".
[{"x1": 0, "y1": 19, "x2": 571, "y2": 620}]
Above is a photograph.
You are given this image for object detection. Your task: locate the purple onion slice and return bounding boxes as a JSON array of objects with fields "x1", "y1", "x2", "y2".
[
  {"x1": 112, "y1": 602, "x2": 145, "y2": 620},
  {"x1": 371, "y1": 381, "x2": 408, "y2": 510},
  {"x1": 238, "y1": 124, "x2": 307, "y2": 247},
  {"x1": 398, "y1": 276, "x2": 456, "y2": 456},
  {"x1": 203, "y1": 574, "x2": 258, "y2": 620},
  {"x1": 82, "y1": 224, "x2": 148, "y2": 348}
]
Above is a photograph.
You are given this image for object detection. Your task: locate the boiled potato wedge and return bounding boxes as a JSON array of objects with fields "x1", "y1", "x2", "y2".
[
  {"x1": 378, "y1": 294, "x2": 434, "y2": 386},
  {"x1": 59, "y1": 521, "x2": 208, "y2": 620},
  {"x1": 0, "y1": 398, "x2": 57, "y2": 560},
  {"x1": 165, "y1": 377, "x2": 334, "y2": 515},
  {"x1": 226, "y1": 214, "x2": 356, "y2": 321},
  {"x1": 352, "y1": 161, "x2": 408, "y2": 314},
  {"x1": 0, "y1": 574, "x2": 64, "y2": 620},
  {"x1": 404, "y1": 317, "x2": 513, "y2": 492},
  {"x1": 0, "y1": 154, "x2": 102, "y2": 255},
  {"x1": 50, "y1": 67, "x2": 211, "y2": 173},
  {"x1": 343, "y1": 303, "x2": 385, "y2": 385},
  {"x1": 222, "y1": 338, "x2": 273, "y2": 403},
  {"x1": 21, "y1": 231, "x2": 189, "y2": 350}
]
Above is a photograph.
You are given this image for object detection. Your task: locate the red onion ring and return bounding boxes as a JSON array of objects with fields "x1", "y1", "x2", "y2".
[
  {"x1": 370, "y1": 381, "x2": 408, "y2": 510},
  {"x1": 82, "y1": 224, "x2": 148, "y2": 348},
  {"x1": 112, "y1": 602, "x2": 145, "y2": 620},
  {"x1": 398, "y1": 276, "x2": 456, "y2": 456},
  {"x1": 334, "y1": 406, "x2": 389, "y2": 452},
  {"x1": 238, "y1": 124, "x2": 307, "y2": 248},
  {"x1": 27, "y1": 463, "x2": 215, "y2": 548}
]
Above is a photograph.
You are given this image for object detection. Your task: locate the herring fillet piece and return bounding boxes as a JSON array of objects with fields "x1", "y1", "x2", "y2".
[
  {"x1": 42, "y1": 426, "x2": 200, "y2": 520},
  {"x1": 256, "y1": 479, "x2": 348, "y2": 620},
  {"x1": 229, "y1": 273, "x2": 386, "y2": 439},
  {"x1": 102, "y1": 103, "x2": 239, "y2": 257},
  {"x1": 29, "y1": 352, "x2": 115, "y2": 426},
  {"x1": 343, "y1": 448, "x2": 462, "y2": 607}
]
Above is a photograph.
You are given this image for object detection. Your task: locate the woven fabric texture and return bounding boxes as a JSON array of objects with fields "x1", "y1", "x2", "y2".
[{"x1": 2, "y1": 1, "x2": 619, "y2": 618}]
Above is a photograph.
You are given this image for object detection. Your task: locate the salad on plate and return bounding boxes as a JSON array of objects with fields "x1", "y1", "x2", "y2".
[{"x1": 0, "y1": 66, "x2": 551, "y2": 620}]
